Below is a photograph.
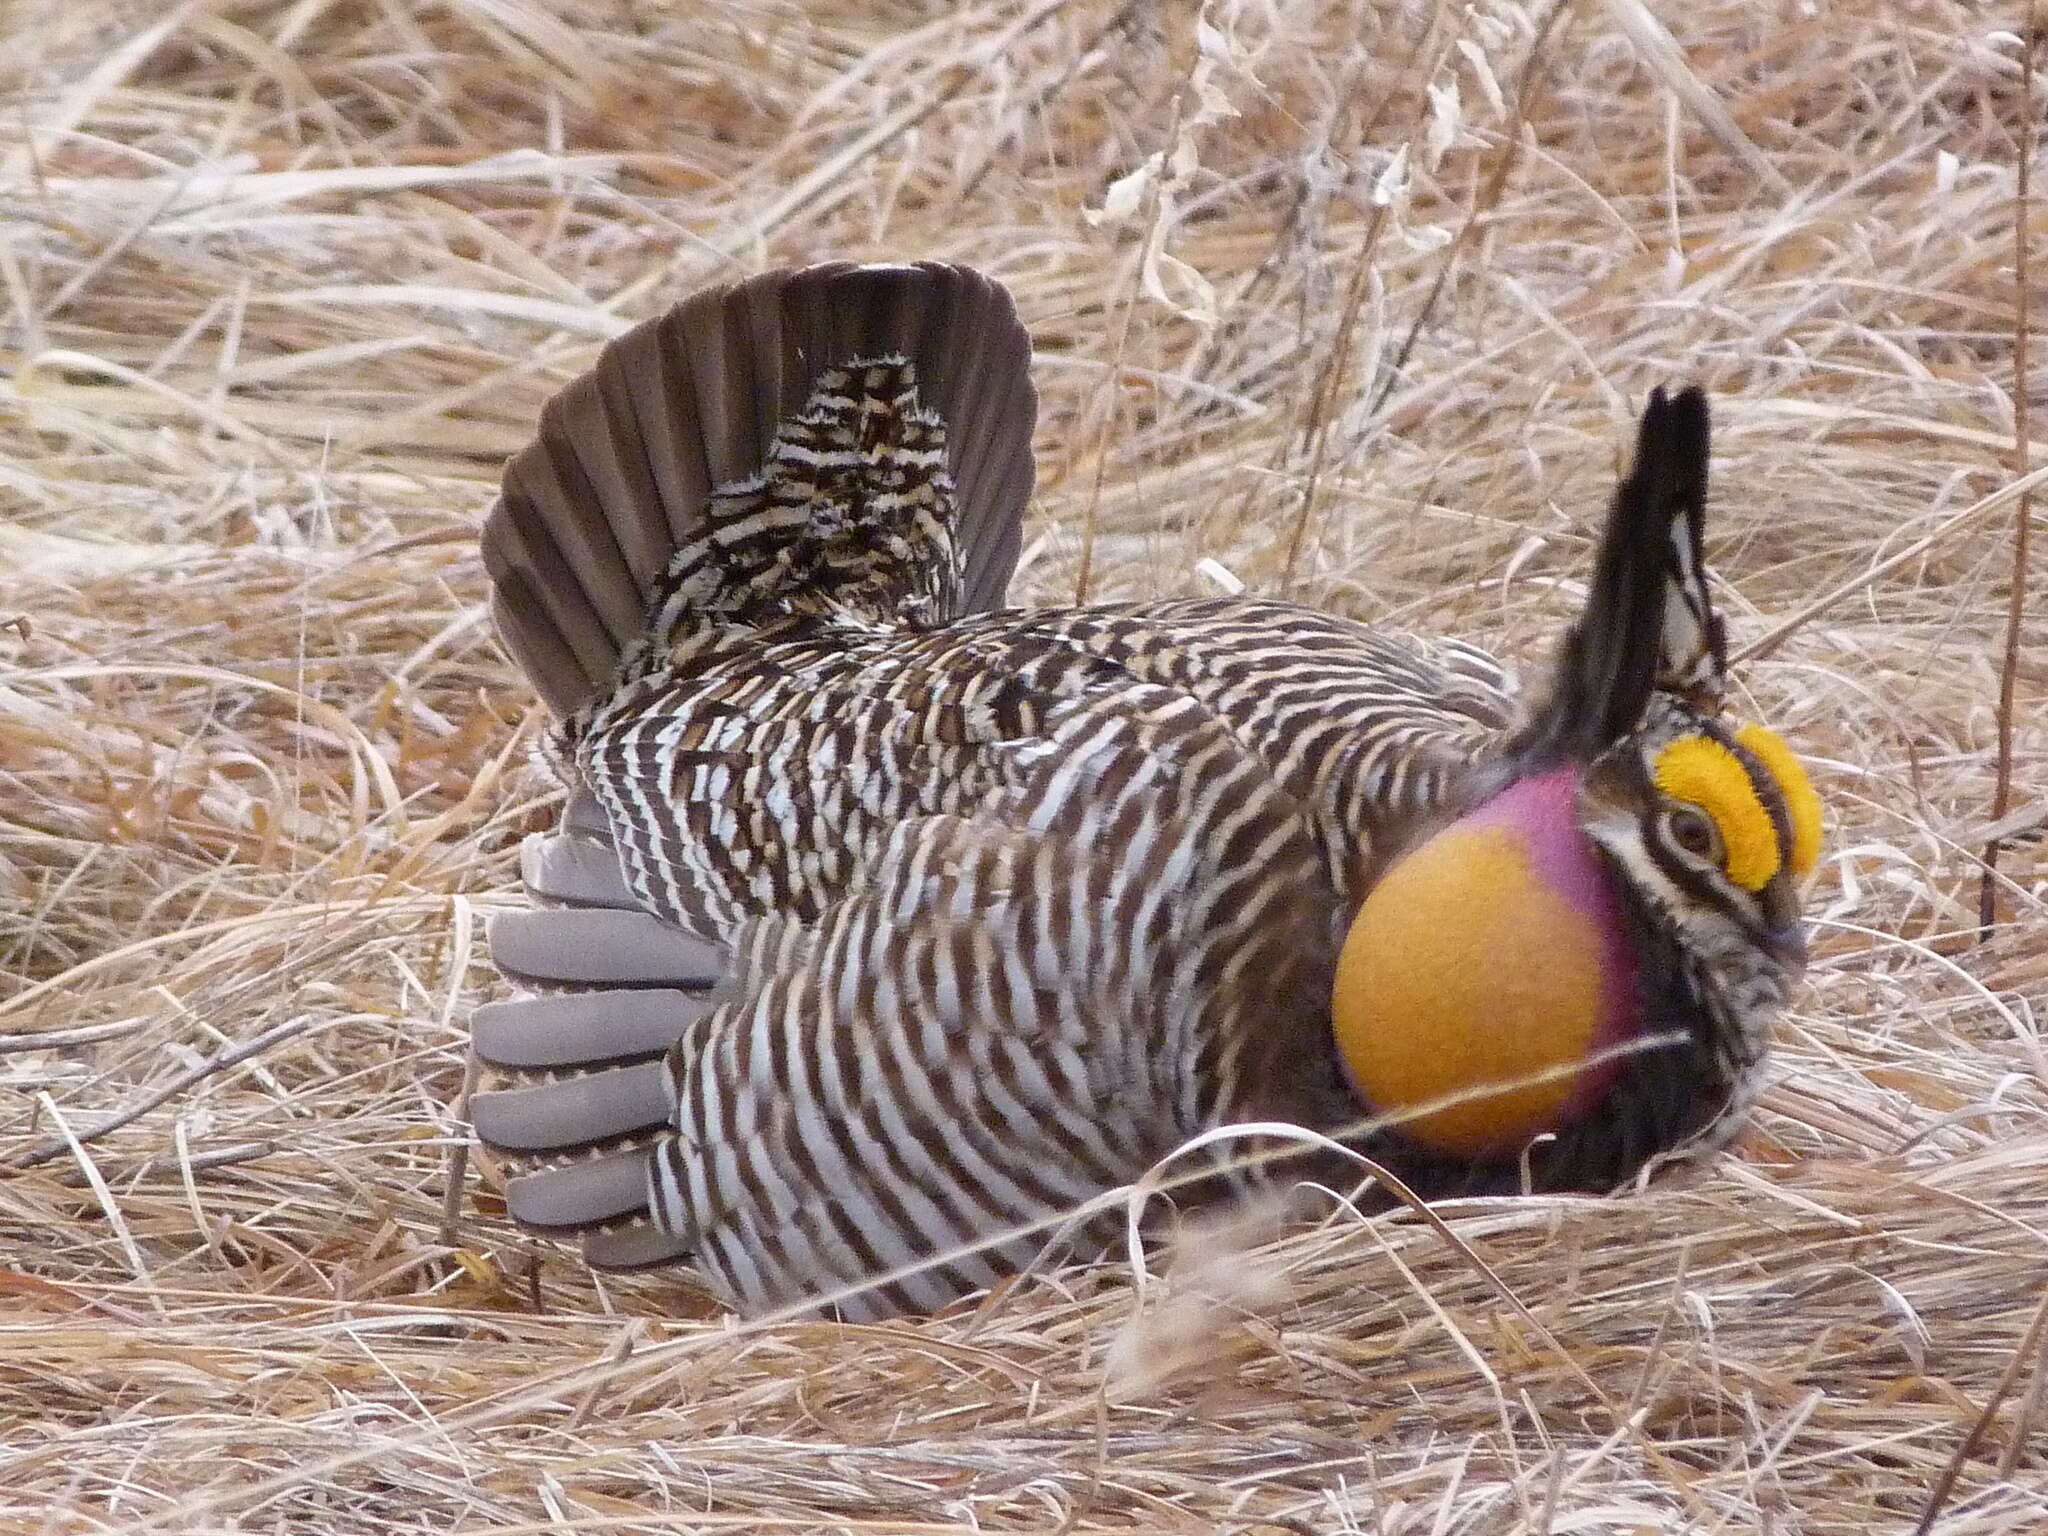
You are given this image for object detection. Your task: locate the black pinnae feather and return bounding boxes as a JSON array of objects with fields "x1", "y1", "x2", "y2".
[
  {"x1": 1657, "y1": 387, "x2": 1725, "y2": 706},
  {"x1": 1517, "y1": 385, "x2": 1712, "y2": 763}
]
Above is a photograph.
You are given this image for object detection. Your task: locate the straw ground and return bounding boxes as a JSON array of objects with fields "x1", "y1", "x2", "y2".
[{"x1": 2, "y1": 1, "x2": 2044, "y2": 1530}]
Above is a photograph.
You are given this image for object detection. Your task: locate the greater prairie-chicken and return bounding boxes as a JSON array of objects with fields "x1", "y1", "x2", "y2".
[{"x1": 467, "y1": 262, "x2": 1821, "y2": 1321}]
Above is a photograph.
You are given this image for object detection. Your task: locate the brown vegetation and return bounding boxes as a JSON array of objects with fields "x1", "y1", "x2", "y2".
[{"x1": 2, "y1": 1, "x2": 2043, "y2": 1529}]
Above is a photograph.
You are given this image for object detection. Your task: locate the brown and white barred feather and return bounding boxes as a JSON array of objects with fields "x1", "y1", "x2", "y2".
[
  {"x1": 644, "y1": 691, "x2": 1353, "y2": 1319},
  {"x1": 572, "y1": 599, "x2": 1510, "y2": 941}
]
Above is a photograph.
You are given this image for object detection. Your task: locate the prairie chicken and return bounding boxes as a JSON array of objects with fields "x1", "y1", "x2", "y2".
[{"x1": 467, "y1": 262, "x2": 1822, "y2": 1321}]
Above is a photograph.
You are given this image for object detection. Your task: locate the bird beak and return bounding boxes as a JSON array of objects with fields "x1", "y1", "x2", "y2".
[{"x1": 1763, "y1": 922, "x2": 1808, "y2": 975}]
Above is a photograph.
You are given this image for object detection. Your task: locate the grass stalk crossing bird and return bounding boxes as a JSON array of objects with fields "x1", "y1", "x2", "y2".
[{"x1": 465, "y1": 261, "x2": 1822, "y2": 1321}]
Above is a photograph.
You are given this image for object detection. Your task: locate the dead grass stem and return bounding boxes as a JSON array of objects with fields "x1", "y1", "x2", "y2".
[{"x1": 2, "y1": 1, "x2": 2044, "y2": 1530}]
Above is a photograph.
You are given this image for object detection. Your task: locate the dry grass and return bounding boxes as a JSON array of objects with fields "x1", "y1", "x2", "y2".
[{"x1": 2, "y1": 0, "x2": 2045, "y2": 1530}]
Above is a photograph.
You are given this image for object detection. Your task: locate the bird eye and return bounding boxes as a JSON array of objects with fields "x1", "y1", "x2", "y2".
[{"x1": 1667, "y1": 807, "x2": 1720, "y2": 861}]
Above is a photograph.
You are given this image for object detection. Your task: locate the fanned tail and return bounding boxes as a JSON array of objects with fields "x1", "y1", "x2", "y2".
[{"x1": 481, "y1": 261, "x2": 1038, "y2": 719}]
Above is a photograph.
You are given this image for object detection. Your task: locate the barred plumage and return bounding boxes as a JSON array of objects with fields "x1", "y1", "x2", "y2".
[{"x1": 467, "y1": 262, "x2": 1818, "y2": 1321}]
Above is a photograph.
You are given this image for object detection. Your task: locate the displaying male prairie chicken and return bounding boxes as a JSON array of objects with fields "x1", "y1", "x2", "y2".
[{"x1": 467, "y1": 261, "x2": 1823, "y2": 1322}]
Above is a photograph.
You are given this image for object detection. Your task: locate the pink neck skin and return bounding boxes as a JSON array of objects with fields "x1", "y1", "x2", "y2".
[{"x1": 1461, "y1": 768, "x2": 1643, "y2": 1065}]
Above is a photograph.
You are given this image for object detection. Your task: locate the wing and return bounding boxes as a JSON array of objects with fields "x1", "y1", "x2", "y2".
[
  {"x1": 478, "y1": 686, "x2": 1345, "y2": 1321},
  {"x1": 570, "y1": 617, "x2": 1059, "y2": 941},
  {"x1": 1012, "y1": 598, "x2": 1521, "y2": 904},
  {"x1": 571, "y1": 597, "x2": 1518, "y2": 948}
]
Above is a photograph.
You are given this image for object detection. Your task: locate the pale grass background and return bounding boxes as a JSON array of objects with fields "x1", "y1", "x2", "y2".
[{"x1": 1, "y1": 1, "x2": 2044, "y2": 1531}]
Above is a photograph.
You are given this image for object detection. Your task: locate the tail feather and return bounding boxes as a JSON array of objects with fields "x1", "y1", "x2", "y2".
[
  {"x1": 919, "y1": 266, "x2": 1035, "y2": 609},
  {"x1": 486, "y1": 527, "x2": 625, "y2": 715},
  {"x1": 483, "y1": 261, "x2": 1037, "y2": 717}
]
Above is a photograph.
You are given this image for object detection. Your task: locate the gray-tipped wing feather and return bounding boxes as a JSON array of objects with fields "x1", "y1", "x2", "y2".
[
  {"x1": 471, "y1": 991, "x2": 713, "y2": 1070},
  {"x1": 502, "y1": 1149, "x2": 651, "y2": 1231},
  {"x1": 519, "y1": 829, "x2": 638, "y2": 909},
  {"x1": 487, "y1": 909, "x2": 725, "y2": 988},
  {"x1": 470, "y1": 1060, "x2": 671, "y2": 1153}
]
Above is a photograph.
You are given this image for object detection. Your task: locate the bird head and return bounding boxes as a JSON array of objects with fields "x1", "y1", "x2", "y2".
[{"x1": 1331, "y1": 389, "x2": 1822, "y2": 1171}]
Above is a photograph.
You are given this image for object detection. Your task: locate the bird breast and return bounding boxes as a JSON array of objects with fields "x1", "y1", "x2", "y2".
[{"x1": 1329, "y1": 768, "x2": 1641, "y2": 1157}]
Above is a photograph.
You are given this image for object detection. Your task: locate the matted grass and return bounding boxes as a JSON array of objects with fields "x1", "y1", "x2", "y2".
[{"x1": 3, "y1": 1, "x2": 2044, "y2": 1530}]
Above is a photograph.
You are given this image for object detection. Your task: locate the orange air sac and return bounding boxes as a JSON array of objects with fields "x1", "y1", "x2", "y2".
[{"x1": 1332, "y1": 769, "x2": 1640, "y2": 1158}]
